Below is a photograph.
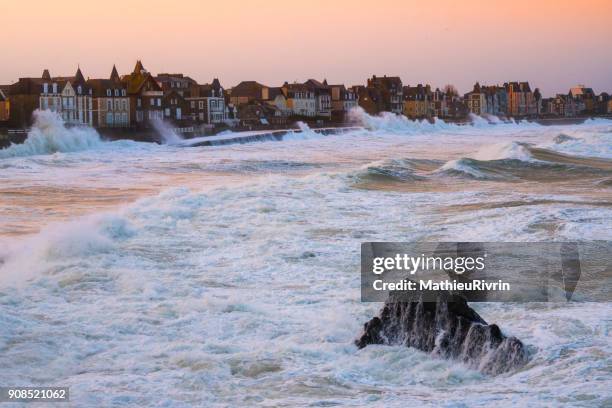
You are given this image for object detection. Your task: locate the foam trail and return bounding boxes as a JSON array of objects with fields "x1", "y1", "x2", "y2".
[{"x1": 0, "y1": 110, "x2": 103, "y2": 158}]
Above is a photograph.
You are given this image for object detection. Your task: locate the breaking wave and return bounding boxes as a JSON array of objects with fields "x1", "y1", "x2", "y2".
[
  {"x1": 347, "y1": 107, "x2": 455, "y2": 134},
  {"x1": 0, "y1": 110, "x2": 104, "y2": 158},
  {"x1": 437, "y1": 142, "x2": 612, "y2": 181},
  {"x1": 151, "y1": 118, "x2": 185, "y2": 145},
  {"x1": 352, "y1": 141, "x2": 612, "y2": 185}
]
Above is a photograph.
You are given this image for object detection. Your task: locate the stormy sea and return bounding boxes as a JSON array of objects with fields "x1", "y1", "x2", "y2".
[{"x1": 0, "y1": 109, "x2": 610, "y2": 407}]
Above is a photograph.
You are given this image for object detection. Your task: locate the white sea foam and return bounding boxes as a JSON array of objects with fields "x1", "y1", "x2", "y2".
[
  {"x1": 151, "y1": 118, "x2": 184, "y2": 145},
  {"x1": 0, "y1": 116, "x2": 611, "y2": 406},
  {"x1": 0, "y1": 110, "x2": 104, "y2": 158},
  {"x1": 472, "y1": 141, "x2": 535, "y2": 161}
]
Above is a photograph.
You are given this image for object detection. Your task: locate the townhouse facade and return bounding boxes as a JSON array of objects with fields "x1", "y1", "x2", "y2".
[
  {"x1": 569, "y1": 85, "x2": 596, "y2": 113},
  {"x1": 282, "y1": 82, "x2": 317, "y2": 117},
  {"x1": 431, "y1": 88, "x2": 448, "y2": 118},
  {"x1": 228, "y1": 81, "x2": 270, "y2": 105},
  {"x1": 304, "y1": 79, "x2": 331, "y2": 118},
  {"x1": 123, "y1": 61, "x2": 164, "y2": 127},
  {"x1": 504, "y1": 82, "x2": 537, "y2": 117},
  {"x1": 329, "y1": 84, "x2": 357, "y2": 117},
  {"x1": 354, "y1": 85, "x2": 383, "y2": 115},
  {"x1": 0, "y1": 88, "x2": 10, "y2": 122},
  {"x1": 403, "y1": 84, "x2": 432, "y2": 118},
  {"x1": 87, "y1": 66, "x2": 130, "y2": 128},
  {"x1": 365, "y1": 75, "x2": 403, "y2": 114},
  {"x1": 8, "y1": 68, "x2": 93, "y2": 127}
]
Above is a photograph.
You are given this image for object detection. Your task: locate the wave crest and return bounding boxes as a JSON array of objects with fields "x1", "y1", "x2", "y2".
[{"x1": 0, "y1": 110, "x2": 103, "y2": 158}]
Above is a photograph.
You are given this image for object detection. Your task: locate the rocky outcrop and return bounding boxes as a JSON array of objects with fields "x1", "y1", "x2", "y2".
[{"x1": 356, "y1": 290, "x2": 528, "y2": 375}]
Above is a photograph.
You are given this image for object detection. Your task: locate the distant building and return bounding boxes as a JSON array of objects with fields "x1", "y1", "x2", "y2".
[
  {"x1": 569, "y1": 85, "x2": 596, "y2": 114},
  {"x1": 365, "y1": 75, "x2": 403, "y2": 114},
  {"x1": 122, "y1": 60, "x2": 164, "y2": 127},
  {"x1": 546, "y1": 94, "x2": 579, "y2": 117},
  {"x1": 228, "y1": 81, "x2": 270, "y2": 105},
  {"x1": 304, "y1": 79, "x2": 332, "y2": 118},
  {"x1": 266, "y1": 87, "x2": 290, "y2": 116},
  {"x1": 7, "y1": 74, "x2": 44, "y2": 127},
  {"x1": 8, "y1": 67, "x2": 93, "y2": 127},
  {"x1": 503, "y1": 82, "x2": 536, "y2": 117},
  {"x1": 155, "y1": 73, "x2": 198, "y2": 97},
  {"x1": 431, "y1": 88, "x2": 448, "y2": 118},
  {"x1": 282, "y1": 82, "x2": 316, "y2": 117},
  {"x1": 403, "y1": 84, "x2": 432, "y2": 118},
  {"x1": 162, "y1": 90, "x2": 190, "y2": 122},
  {"x1": 87, "y1": 65, "x2": 130, "y2": 128},
  {"x1": 464, "y1": 83, "x2": 486, "y2": 116},
  {"x1": 354, "y1": 85, "x2": 383, "y2": 115},
  {"x1": 55, "y1": 67, "x2": 94, "y2": 126},
  {"x1": 594, "y1": 93, "x2": 609, "y2": 114},
  {"x1": 197, "y1": 79, "x2": 227, "y2": 123},
  {"x1": 329, "y1": 84, "x2": 357, "y2": 118},
  {"x1": 237, "y1": 100, "x2": 286, "y2": 127},
  {"x1": 0, "y1": 88, "x2": 9, "y2": 122}
]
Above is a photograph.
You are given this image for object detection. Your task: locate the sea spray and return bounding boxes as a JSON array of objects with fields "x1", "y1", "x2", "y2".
[
  {"x1": 347, "y1": 107, "x2": 455, "y2": 134},
  {"x1": 151, "y1": 118, "x2": 185, "y2": 145},
  {"x1": 0, "y1": 110, "x2": 103, "y2": 158}
]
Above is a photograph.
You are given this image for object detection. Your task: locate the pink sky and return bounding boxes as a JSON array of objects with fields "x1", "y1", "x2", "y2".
[{"x1": 3, "y1": 0, "x2": 611, "y2": 96}]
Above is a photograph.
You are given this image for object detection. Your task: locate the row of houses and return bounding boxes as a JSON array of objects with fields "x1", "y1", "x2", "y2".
[
  {"x1": 1, "y1": 62, "x2": 611, "y2": 129},
  {"x1": 3, "y1": 61, "x2": 230, "y2": 130}
]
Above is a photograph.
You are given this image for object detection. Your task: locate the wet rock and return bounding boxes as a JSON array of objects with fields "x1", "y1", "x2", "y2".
[{"x1": 355, "y1": 290, "x2": 528, "y2": 375}]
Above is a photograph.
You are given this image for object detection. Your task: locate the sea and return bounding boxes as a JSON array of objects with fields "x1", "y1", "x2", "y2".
[{"x1": 0, "y1": 109, "x2": 610, "y2": 407}]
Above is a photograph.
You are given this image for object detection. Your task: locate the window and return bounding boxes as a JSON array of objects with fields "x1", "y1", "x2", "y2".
[
  {"x1": 107, "y1": 89, "x2": 112, "y2": 97},
  {"x1": 43, "y1": 83, "x2": 48, "y2": 94},
  {"x1": 115, "y1": 89, "x2": 119, "y2": 96},
  {"x1": 137, "y1": 98, "x2": 142, "y2": 108},
  {"x1": 122, "y1": 112, "x2": 128, "y2": 124},
  {"x1": 199, "y1": 101, "x2": 204, "y2": 109},
  {"x1": 190, "y1": 101, "x2": 195, "y2": 108},
  {"x1": 106, "y1": 112, "x2": 113, "y2": 124},
  {"x1": 122, "y1": 100, "x2": 127, "y2": 110},
  {"x1": 77, "y1": 86, "x2": 82, "y2": 94},
  {"x1": 150, "y1": 98, "x2": 155, "y2": 106},
  {"x1": 157, "y1": 98, "x2": 161, "y2": 107},
  {"x1": 122, "y1": 89, "x2": 126, "y2": 96},
  {"x1": 165, "y1": 108, "x2": 170, "y2": 117},
  {"x1": 52, "y1": 83, "x2": 58, "y2": 93},
  {"x1": 107, "y1": 100, "x2": 112, "y2": 110}
]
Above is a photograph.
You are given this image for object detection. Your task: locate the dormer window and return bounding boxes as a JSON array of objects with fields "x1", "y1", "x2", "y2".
[
  {"x1": 121, "y1": 89, "x2": 126, "y2": 96},
  {"x1": 115, "y1": 89, "x2": 119, "y2": 96},
  {"x1": 52, "y1": 83, "x2": 58, "y2": 93},
  {"x1": 77, "y1": 85, "x2": 82, "y2": 94},
  {"x1": 107, "y1": 89, "x2": 112, "y2": 97},
  {"x1": 43, "y1": 83, "x2": 49, "y2": 94}
]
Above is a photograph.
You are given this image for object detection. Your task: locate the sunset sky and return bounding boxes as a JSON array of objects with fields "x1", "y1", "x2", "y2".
[{"x1": 3, "y1": 0, "x2": 611, "y2": 96}]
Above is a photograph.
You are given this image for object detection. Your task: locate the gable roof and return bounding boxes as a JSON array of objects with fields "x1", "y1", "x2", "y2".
[
  {"x1": 230, "y1": 81, "x2": 268, "y2": 98},
  {"x1": 86, "y1": 78, "x2": 126, "y2": 97},
  {"x1": 110, "y1": 65, "x2": 120, "y2": 82}
]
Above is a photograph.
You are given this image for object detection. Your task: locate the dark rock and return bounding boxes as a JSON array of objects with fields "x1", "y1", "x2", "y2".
[{"x1": 355, "y1": 290, "x2": 528, "y2": 375}]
